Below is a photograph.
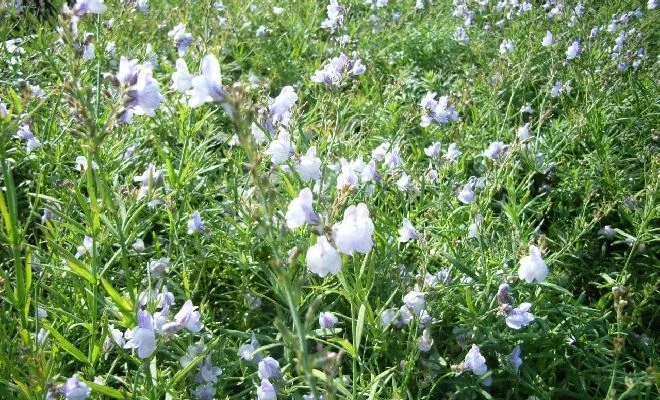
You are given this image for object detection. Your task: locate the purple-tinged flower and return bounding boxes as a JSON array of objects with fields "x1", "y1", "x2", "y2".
[
  {"x1": 497, "y1": 283, "x2": 514, "y2": 305},
  {"x1": 238, "y1": 333, "x2": 262, "y2": 362},
  {"x1": 311, "y1": 54, "x2": 365, "y2": 87},
  {"x1": 398, "y1": 218, "x2": 418, "y2": 243},
  {"x1": 258, "y1": 357, "x2": 282, "y2": 380},
  {"x1": 520, "y1": 104, "x2": 534, "y2": 114},
  {"x1": 246, "y1": 294, "x2": 262, "y2": 310},
  {"x1": 419, "y1": 309, "x2": 434, "y2": 326},
  {"x1": 383, "y1": 147, "x2": 402, "y2": 170},
  {"x1": 41, "y1": 208, "x2": 55, "y2": 225},
  {"x1": 482, "y1": 141, "x2": 508, "y2": 160},
  {"x1": 319, "y1": 311, "x2": 338, "y2": 329},
  {"x1": 269, "y1": 86, "x2": 297, "y2": 127},
  {"x1": 444, "y1": 143, "x2": 461, "y2": 164},
  {"x1": 124, "y1": 310, "x2": 156, "y2": 359},
  {"x1": 168, "y1": 24, "x2": 193, "y2": 56},
  {"x1": 296, "y1": 147, "x2": 322, "y2": 182},
  {"x1": 649, "y1": 0, "x2": 657, "y2": 10},
  {"x1": 195, "y1": 357, "x2": 223, "y2": 383},
  {"x1": 499, "y1": 39, "x2": 515, "y2": 54},
  {"x1": 188, "y1": 54, "x2": 230, "y2": 111},
  {"x1": 506, "y1": 302, "x2": 535, "y2": 329},
  {"x1": 181, "y1": 342, "x2": 207, "y2": 368},
  {"x1": 598, "y1": 225, "x2": 615, "y2": 239},
  {"x1": 257, "y1": 379, "x2": 277, "y2": 400},
  {"x1": 332, "y1": 203, "x2": 375, "y2": 255},
  {"x1": 193, "y1": 384, "x2": 216, "y2": 400},
  {"x1": 188, "y1": 211, "x2": 207, "y2": 235},
  {"x1": 306, "y1": 236, "x2": 342, "y2": 277},
  {"x1": 403, "y1": 290, "x2": 425, "y2": 316},
  {"x1": 122, "y1": 67, "x2": 164, "y2": 120},
  {"x1": 518, "y1": 245, "x2": 548, "y2": 283},
  {"x1": 517, "y1": 123, "x2": 531, "y2": 141},
  {"x1": 132, "y1": 238, "x2": 145, "y2": 253},
  {"x1": 424, "y1": 270, "x2": 450, "y2": 287},
  {"x1": 418, "y1": 327, "x2": 433, "y2": 352},
  {"x1": 172, "y1": 59, "x2": 193, "y2": 93},
  {"x1": 163, "y1": 300, "x2": 203, "y2": 334},
  {"x1": 82, "y1": 43, "x2": 94, "y2": 61},
  {"x1": 380, "y1": 309, "x2": 397, "y2": 328},
  {"x1": 266, "y1": 131, "x2": 293, "y2": 164},
  {"x1": 424, "y1": 142, "x2": 442, "y2": 159},
  {"x1": 509, "y1": 345, "x2": 523, "y2": 373},
  {"x1": 399, "y1": 304, "x2": 413, "y2": 326},
  {"x1": 14, "y1": 124, "x2": 41, "y2": 153},
  {"x1": 419, "y1": 92, "x2": 459, "y2": 127},
  {"x1": 457, "y1": 181, "x2": 475, "y2": 205},
  {"x1": 37, "y1": 328, "x2": 49, "y2": 345},
  {"x1": 116, "y1": 57, "x2": 139, "y2": 86},
  {"x1": 73, "y1": 0, "x2": 106, "y2": 16},
  {"x1": 158, "y1": 285, "x2": 175, "y2": 309},
  {"x1": 468, "y1": 214, "x2": 482, "y2": 238},
  {"x1": 149, "y1": 257, "x2": 170, "y2": 278},
  {"x1": 453, "y1": 27, "x2": 470, "y2": 45},
  {"x1": 134, "y1": 164, "x2": 164, "y2": 200},
  {"x1": 0, "y1": 102, "x2": 8, "y2": 118},
  {"x1": 63, "y1": 375, "x2": 91, "y2": 400},
  {"x1": 463, "y1": 344, "x2": 487, "y2": 376},
  {"x1": 286, "y1": 188, "x2": 320, "y2": 229},
  {"x1": 321, "y1": 0, "x2": 345, "y2": 32},
  {"x1": 566, "y1": 41, "x2": 581, "y2": 60}
]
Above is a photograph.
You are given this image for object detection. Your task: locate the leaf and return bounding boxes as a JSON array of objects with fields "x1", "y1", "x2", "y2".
[
  {"x1": 354, "y1": 302, "x2": 366, "y2": 355},
  {"x1": 41, "y1": 323, "x2": 90, "y2": 366},
  {"x1": 537, "y1": 281, "x2": 573, "y2": 297},
  {"x1": 101, "y1": 278, "x2": 134, "y2": 316},
  {"x1": 44, "y1": 238, "x2": 95, "y2": 284},
  {"x1": 329, "y1": 338, "x2": 356, "y2": 358},
  {"x1": 83, "y1": 380, "x2": 132, "y2": 399}
]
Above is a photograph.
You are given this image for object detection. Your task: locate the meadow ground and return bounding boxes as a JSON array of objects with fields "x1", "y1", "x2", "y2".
[{"x1": 0, "y1": 1, "x2": 658, "y2": 399}]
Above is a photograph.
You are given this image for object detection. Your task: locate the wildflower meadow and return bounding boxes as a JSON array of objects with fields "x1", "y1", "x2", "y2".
[{"x1": 0, "y1": 0, "x2": 658, "y2": 399}]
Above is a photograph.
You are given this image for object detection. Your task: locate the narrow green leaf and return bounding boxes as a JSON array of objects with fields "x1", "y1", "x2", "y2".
[
  {"x1": 83, "y1": 380, "x2": 132, "y2": 399},
  {"x1": 355, "y1": 303, "x2": 366, "y2": 355},
  {"x1": 41, "y1": 323, "x2": 90, "y2": 365}
]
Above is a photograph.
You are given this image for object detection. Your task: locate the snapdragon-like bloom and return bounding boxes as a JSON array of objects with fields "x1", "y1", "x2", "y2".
[
  {"x1": 444, "y1": 143, "x2": 462, "y2": 163},
  {"x1": 168, "y1": 24, "x2": 193, "y2": 56},
  {"x1": 269, "y1": 86, "x2": 297, "y2": 127},
  {"x1": 285, "y1": 188, "x2": 320, "y2": 229},
  {"x1": 336, "y1": 158, "x2": 360, "y2": 190},
  {"x1": 566, "y1": 41, "x2": 581, "y2": 60},
  {"x1": 171, "y1": 58, "x2": 193, "y2": 93},
  {"x1": 380, "y1": 309, "x2": 398, "y2": 328},
  {"x1": 266, "y1": 131, "x2": 293, "y2": 164},
  {"x1": 73, "y1": 0, "x2": 106, "y2": 16},
  {"x1": 319, "y1": 311, "x2": 338, "y2": 328},
  {"x1": 403, "y1": 290, "x2": 425, "y2": 316},
  {"x1": 14, "y1": 124, "x2": 42, "y2": 153},
  {"x1": 506, "y1": 303, "x2": 535, "y2": 329},
  {"x1": 419, "y1": 92, "x2": 459, "y2": 127},
  {"x1": 542, "y1": 30, "x2": 554, "y2": 46},
  {"x1": 499, "y1": 39, "x2": 515, "y2": 54},
  {"x1": 237, "y1": 333, "x2": 263, "y2": 363},
  {"x1": 517, "y1": 123, "x2": 531, "y2": 141},
  {"x1": 311, "y1": 54, "x2": 365, "y2": 87},
  {"x1": 188, "y1": 211, "x2": 207, "y2": 235},
  {"x1": 188, "y1": 54, "x2": 230, "y2": 111},
  {"x1": 306, "y1": 236, "x2": 342, "y2": 277},
  {"x1": 464, "y1": 344, "x2": 487, "y2": 376},
  {"x1": 508, "y1": 345, "x2": 523, "y2": 373},
  {"x1": 163, "y1": 300, "x2": 204, "y2": 334},
  {"x1": 453, "y1": 27, "x2": 470, "y2": 45},
  {"x1": 332, "y1": 203, "x2": 375, "y2": 255},
  {"x1": 321, "y1": 0, "x2": 345, "y2": 32},
  {"x1": 418, "y1": 327, "x2": 433, "y2": 352},
  {"x1": 296, "y1": 147, "x2": 322, "y2": 182},
  {"x1": 63, "y1": 375, "x2": 91, "y2": 400},
  {"x1": 383, "y1": 147, "x2": 402, "y2": 171},
  {"x1": 120, "y1": 67, "x2": 164, "y2": 123},
  {"x1": 134, "y1": 164, "x2": 164, "y2": 200},
  {"x1": 482, "y1": 141, "x2": 508, "y2": 160},
  {"x1": 193, "y1": 384, "x2": 216, "y2": 400},
  {"x1": 398, "y1": 218, "x2": 419, "y2": 243},
  {"x1": 468, "y1": 214, "x2": 482, "y2": 238},
  {"x1": 75, "y1": 236, "x2": 94, "y2": 258},
  {"x1": 149, "y1": 257, "x2": 170, "y2": 278},
  {"x1": 258, "y1": 357, "x2": 282, "y2": 380},
  {"x1": 257, "y1": 379, "x2": 277, "y2": 400},
  {"x1": 125, "y1": 310, "x2": 156, "y2": 359},
  {"x1": 457, "y1": 180, "x2": 475, "y2": 204},
  {"x1": 424, "y1": 142, "x2": 442, "y2": 159},
  {"x1": 195, "y1": 357, "x2": 223, "y2": 383},
  {"x1": 518, "y1": 245, "x2": 549, "y2": 283}
]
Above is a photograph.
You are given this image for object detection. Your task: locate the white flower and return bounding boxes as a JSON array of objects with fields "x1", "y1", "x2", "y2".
[
  {"x1": 306, "y1": 236, "x2": 342, "y2": 277},
  {"x1": 444, "y1": 143, "x2": 462, "y2": 163},
  {"x1": 256, "y1": 379, "x2": 277, "y2": 400},
  {"x1": 505, "y1": 302, "x2": 535, "y2": 329},
  {"x1": 266, "y1": 131, "x2": 293, "y2": 164},
  {"x1": 517, "y1": 123, "x2": 531, "y2": 141},
  {"x1": 482, "y1": 141, "x2": 507, "y2": 160},
  {"x1": 188, "y1": 54, "x2": 229, "y2": 109},
  {"x1": 380, "y1": 309, "x2": 397, "y2": 328},
  {"x1": 296, "y1": 147, "x2": 322, "y2": 182},
  {"x1": 518, "y1": 245, "x2": 549, "y2": 283},
  {"x1": 73, "y1": 0, "x2": 106, "y2": 16},
  {"x1": 566, "y1": 41, "x2": 580, "y2": 60},
  {"x1": 424, "y1": 142, "x2": 442, "y2": 159},
  {"x1": 171, "y1": 59, "x2": 193, "y2": 93},
  {"x1": 269, "y1": 86, "x2": 297, "y2": 127},
  {"x1": 542, "y1": 31, "x2": 554, "y2": 46},
  {"x1": 285, "y1": 188, "x2": 320, "y2": 229},
  {"x1": 332, "y1": 203, "x2": 375, "y2": 255},
  {"x1": 403, "y1": 290, "x2": 425, "y2": 316},
  {"x1": 418, "y1": 327, "x2": 433, "y2": 352},
  {"x1": 130, "y1": 68, "x2": 164, "y2": 117},
  {"x1": 398, "y1": 218, "x2": 418, "y2": 243},
  {"x1": 499, "y1": 39, "x2": 515, "y2": 54}
]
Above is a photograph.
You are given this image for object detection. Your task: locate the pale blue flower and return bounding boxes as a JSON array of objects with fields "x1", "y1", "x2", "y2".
[
  {"x1": 193, "y1": 384, "x2": 216, "y2": 400},
  {"x1": 306, "y1": 236, "x2": 342, "y2": 277},
  {"x1": 285, "y1": 188, "x2": 320, "y2": 229},
  {"x1": 418, "y1": 327, "x2": 433, "y2": 352},
  {"x1": 332, "y1": 203, "x2": 375, "y2": 255},
  {"x1": 506, "y1": 302, "x2": 535, "y2": 329},
  {"x1": 188, "y1": 54, "x2": 230, "y2": 112},
  {"x1": 73, "y1": 0, "x2": 106, "y2": 16},
  {"x1": 398, "y1": 218, "x2": 418, "y2": 243},
  {"x1": 518, "y1": 245, "x2": 548, "y2": 283},
  {"x1": 257, "y1": 379, "x2": 277, "y2": 400},
  {"x1": 319, "y1": 311, "x2": 338, "y2": 328},
  {"x1": 296, "y1": 147, "x2": 322, "y2": 182},
  {"x1": 188, "y1": 211, "x2": 207, "y2": 235},
  {"x1": 464, "y1": 344, "x2": 487, "y2": 376},
  {"x1": 125, "y1": 310, "x2": 156, "y2": 358},
  {"x1": 168, "y1": 24, "x2": 193, "y2": 56},
  {"x1": 508, "y1": 345, "x2": 523, "y2": 373},
  {"x1": 258, "y1": 356, "x2": 282, "y2": 380},
  {"x1": 181, "y1": 342, "x2": 207, "y2": 368},
  {"x1": 403, "y1": 290, "x2": 425, "y2": 316},
  {"x1": 195, "y1": 357, "x2": 222, "y2": 383},
  {"x1": 63, "y1": 375, "x2": 91, "y2": 400}
]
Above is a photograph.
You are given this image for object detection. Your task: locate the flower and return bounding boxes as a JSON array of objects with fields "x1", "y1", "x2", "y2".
[
  {"x1": 188, "y1": 54, "x2": 230, "y2": 111},
  {"x1": 444, "y1": 143, "x2": 462, "y2": 163},
  {"x1": 258, "y1": 357, "x2": 282, "y2": 380},
  {"x1": 505, "y1": 303, "x2": 535, "y2": 329},
  {"x1": 463, "y1": 344, "x2": 487, "y2": 376},
  {"x1": 172, "y1": 59, "x2": 193, "y2": 93},
  {"x1": 566, "y1": 41, "x2": 580, "y2": 60},
  {"x1": 383, "y1": 147, "x2": 402, "y2": 171},
  {"x1": 269, "y1": 86, "x2": 297, "y2": 127},
  {"x1": 125, "y1": 67, "x2": 164, "y2": 119},
  {"x1": 311, "y1": 54, "x2": 365, "y2": 87},
  {"x1": 168, "y1": 24, "x2": 193, "y2": 56},
  {"x1": 296, "y1": 147, "x2": 322, "y2": 182},
  {"x1": 457, "y1": 181, "x2": 475, "y2": 204},
  {"x1": 163, "y1": 300, "x2": 204, "y2": 334},
  {"x1": 193, "y1": 384, "x2": 216, "y2": 400},
  {"x1": 238, "y1": 333, "x2": 262, "y2": 362},
  {"x1": 424, "y1": 142, "x2": 442, "y2": 159},
  {"x1": 188, "y1": 211, "x2": 207, "y2": 235},
  {"x1": 133, "y1": 238, "x2": 145, "y2": 253},
  {"x1": 319, "y1": 311, "x2": 338, "y2": 328},
  {"x1": 419, "y1": 92, "x2": 459, "y2": 127},
  {"x1": 517, "y1": 123, "x2": 531, "y2": 141},
  {"x1": 285, "y1": 188, "x2": 320, "y2": 229},
  {"x1": 75, "y1": 236, "x2": 94, "y2": 258},
  {"x1": 125, "y1": 310, "x2": 156, "y2": 359},
  {"x1": 418, "y1": 327, "x2": 433, "y2": 352},
  {"x1": 332, "y1": 203, "x2": 375, "y2": 255},
  {"x1": 149, "y1": 257, "x2": 170, "y2": 278},
  {"x1": 380, "y1": 309, "x2": 397, "y2": 328},
  {"x1": 14, "y1": 124, "x2": 41, "y2": 153},
  {"x1": 508, "y1": 345, "x2": 523, "y2": 373},
  {"x1": 134, "y1": 164, "x2": 164, "y2": 200},
  {"x1": 482, "y1": 141, "x2": 508, "y2": 160},
  {"x1": 195, "y1": 357, "x2": 223, "y2": 383},
  {"x1": 403, "y1": 290, "x2": 425, "y2": 316},
  {"x1": 542, "y1": 31, "x2": 554, "y2": 46},
  {"x1": 257, "y1": 379, "x2": 277, "y2": 400},
  {"x1": 499, "y1": 39, "x2": 515, "y2": 54},
  {"x1": 321, "y1": 0, "x2": 345, "y2": 32},
  {"x1": 266, "y1": 131, "x2": 293, "y2": 164},
  {"x1": 598, "y1": 225, "x2": 615, "y2": 239},
  {"x1": 518, "y1": 245, "x2": 549, "y2": 283},
  {"x1": 63, "y1": 375, "x2": 91, "y2": 400},
  {"x1": 398, "y1": 218, "x2": 419, "y2": 243},
  {"x1": 306, "y1": 236, "x2": 342, "y2": 277},
  {"x1": 73, "y1": 0, "x2": 106, "y2": 16},
  {"x1": 180, "y1": 343, "x2": 207, "y2": 367},
  {"x1": 75, "y1": 156, "x2": 99, "y2": 172}
]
